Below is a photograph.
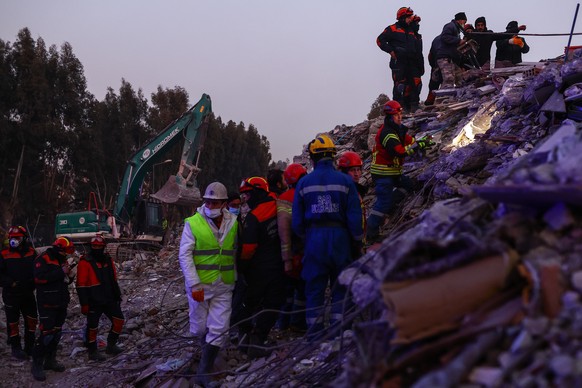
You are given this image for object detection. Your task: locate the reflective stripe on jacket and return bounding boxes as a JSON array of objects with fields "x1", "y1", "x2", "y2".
[{"x1": 186, "y1": 213, "x2": 237, "y2": 284}]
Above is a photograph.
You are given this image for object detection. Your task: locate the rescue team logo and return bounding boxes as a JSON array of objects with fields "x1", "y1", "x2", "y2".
[{"x1": 311, "y1": 195, "x2": 339, "y2": 214}]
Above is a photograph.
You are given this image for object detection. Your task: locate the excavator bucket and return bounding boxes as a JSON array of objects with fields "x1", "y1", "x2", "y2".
[{"x1": 151, "y1": 175, "x2": 202, "y2": 207}]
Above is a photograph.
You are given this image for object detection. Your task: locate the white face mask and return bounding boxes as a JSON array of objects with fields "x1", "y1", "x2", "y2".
[
  {"x1": 9, "y1": 238, "x2": 21, "y2": 248},
  {"x1": 204, "y1": 206, "x2": 222, "y2": 219}
]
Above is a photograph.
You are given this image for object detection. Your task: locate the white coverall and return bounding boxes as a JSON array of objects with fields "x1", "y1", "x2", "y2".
[{"x1": 178, "y1": 205, "x2": 238, "y2": 347}]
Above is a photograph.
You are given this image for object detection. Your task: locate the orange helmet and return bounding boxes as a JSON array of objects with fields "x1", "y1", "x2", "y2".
[
  {"x1": 239, "y1": 176, "x2": 269, "y2": 193},
  {"x1": 90, "y1": 235, "x2": 106, "y2": 250},
  {"x1": 397, "y1": 7, "x2": 414, "y2": 20},
  {"x1": 283, "y1": 164, "x2": 307, "y2": 185},
  {"x1": 8, "y1": 226, "x2": 27, "y2": 238},
  {"x1": 337, "y1": 151, "x2": 363, "y2": 169},
  {"x1": 53, "y1": 237, "x2": 75, "y2": 255},
  {"x1": 384, "y1": 100, "x2": 403, "y2": 115}
]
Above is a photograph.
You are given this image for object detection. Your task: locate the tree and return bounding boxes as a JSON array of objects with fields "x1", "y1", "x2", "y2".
[{"x1": 367, "y1": 93, "x2": 390, "y2": 120}]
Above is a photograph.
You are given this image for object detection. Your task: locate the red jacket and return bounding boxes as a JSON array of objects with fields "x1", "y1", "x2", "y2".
[{"x1": 76, "y1": 253, "x2": 121, "y2": 306}]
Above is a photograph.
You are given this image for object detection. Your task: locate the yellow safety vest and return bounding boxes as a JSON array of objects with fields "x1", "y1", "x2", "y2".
[{"x1": 186, "y1": 213, "x2": 237, "y2": 285}]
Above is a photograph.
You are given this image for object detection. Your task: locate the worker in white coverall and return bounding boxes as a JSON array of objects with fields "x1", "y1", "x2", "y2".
[{"x1": 179, "y1": 181, "x2": 238, "y2": 387}]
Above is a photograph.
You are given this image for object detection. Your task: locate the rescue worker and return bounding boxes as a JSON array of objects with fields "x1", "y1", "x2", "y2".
[
  {"x1": 31, "y1": 236, "x2": 75, "y2": 382},
  {"x1": 76, "y1": 235, "x2": 124, "y2": 361},
  {"x1": 495, "y1": 21, "x2": 529, "y2": 68},
  {"x1": 337, "y1": 151, "x2": 367, "y2": 250},
  {"x1": 267, "y1": 168, "x2": 288, "y2": 197},
  {"x1": 292, "y1": 135, "x2": 363, "y2": 340},
  {"x1": 468, "y1": 16, "x2": 511, "y2": 70},
  {"x1": 436, "y1": 12, "x2": 468, "y2": 88},
  {"x1": 0, "y1": 226, "x2": 37, "y2": 360},
  {"x1": 276, "y1": 163, "x2": 308, "y2": 332},
  {"x1": 366, "y1": 101, "x2": 434, "y2": 243},
  {"x1": 179, "y1": 181, "x2": 238, "y2": 386},
  {"x1": 238, "y1": 176, "x2": 286, "y2": 358},
  {"x1": 227, "y1": 192, "x2": 241, "y2": 217},
  {"x1": 377, "y1": 7, "x2": 419, "y2": 111}
]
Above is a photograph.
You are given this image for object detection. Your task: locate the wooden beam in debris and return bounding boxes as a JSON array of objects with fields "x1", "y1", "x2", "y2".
[
  {"x1": 472, "y1": 184, "x2": 582, "y2": 206},
  {"x1": 490, "y1": 66, "x2": 535, "y2": 77}
]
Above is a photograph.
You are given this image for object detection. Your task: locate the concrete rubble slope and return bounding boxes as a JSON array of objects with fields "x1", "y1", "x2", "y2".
[{"x1": 2, "y1": 54, "x2": 582, "y2": 387}]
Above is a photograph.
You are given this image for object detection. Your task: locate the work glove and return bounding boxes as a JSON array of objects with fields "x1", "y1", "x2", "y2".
[
  {"x1": 415, "y1": 136, "x2": 436, "y2": 150},
  {"x1": 518, "y1": 25, "x2": 527, "y2": 31},
  {"x1": 509, "y1": 36, "x2": 525, "y2": 48},
  {"x1": 285, "y1": 254, "x2": 303, "y2": 279},
  {"x1": 191, "y1": 287, "x2": 204, "y2": 302},
  {"x1": 81, "y1": 305, "x2": 89, "y2": 315}
]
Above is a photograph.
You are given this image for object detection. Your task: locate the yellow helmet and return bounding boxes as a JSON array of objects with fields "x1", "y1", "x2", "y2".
[{"x1": 308, "y1": 134, "x2": 336, "y2": 156}]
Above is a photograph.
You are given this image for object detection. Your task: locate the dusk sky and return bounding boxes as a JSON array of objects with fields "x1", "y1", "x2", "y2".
[{"x1": 2, "y1": 1, "x2": 581, "y2": 162}]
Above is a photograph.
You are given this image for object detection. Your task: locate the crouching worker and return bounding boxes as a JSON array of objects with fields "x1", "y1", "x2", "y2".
[
  {"x1": 76, "y1": 235, "x2": 124, "y2": 361},
  {"x1": 31, "y1": 237, "x2": 76, "y2": 381},
  {"x1": 179, "y1": 181, "x2": 238, "y2": 387}
]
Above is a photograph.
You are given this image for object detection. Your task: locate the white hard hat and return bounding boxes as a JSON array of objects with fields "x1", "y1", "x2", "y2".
[{"x1": 203, "y1": 182, "x2": 228, "y2": 200}]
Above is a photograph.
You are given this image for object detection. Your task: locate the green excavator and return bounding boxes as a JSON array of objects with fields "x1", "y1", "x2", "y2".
[{"x1": 54, "y1": 93, "x2": 212, "y2": 246}]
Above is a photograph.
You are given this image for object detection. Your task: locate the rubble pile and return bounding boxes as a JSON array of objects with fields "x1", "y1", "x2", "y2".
[{"x1": 2, "y1": 53, "x2": 582, "y2": 387}]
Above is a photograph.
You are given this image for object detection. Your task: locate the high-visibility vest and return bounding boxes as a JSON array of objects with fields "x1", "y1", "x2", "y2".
[{"x1": 186, "y1": 213, "x2": 237, "y2": 285}]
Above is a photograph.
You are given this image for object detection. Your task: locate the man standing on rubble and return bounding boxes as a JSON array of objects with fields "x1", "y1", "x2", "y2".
[
  {"x1": 468, "y1": 16, "x2": 511, "y2": 70},
  {"x1": 367, "y1": 101, "x2": 434, "y2": 243},
  {"x1": 0, "y1": 226, "x2": 37, "y2": 360},
  {"x1": 76, "y1": 235, "x2": 125, "y2": 361},
  {"x1": 31, "y1": 237, "x2": 76, "y2": 381},
  {"x1": 495, "y1": 21, "x2": 529, "y2": 68},
  {"x1": 292, "y1": 134, "x2": 363, "y2": 340},
  {"x1": 377, "y1": 7, "x2": 419, "y2": 111},
  {"x1": 237, "y1": 176, "x2": 286, "y2": 358},
  {"x1": 179, "y1": 181, "x2": 238, "y2": 386},
  {"x1": 436, "y1": 12, "x2": 468, "y2": 88}
]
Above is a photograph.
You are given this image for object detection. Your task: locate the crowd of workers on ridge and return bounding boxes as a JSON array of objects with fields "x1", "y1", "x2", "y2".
[
  {"x1": 0, "y1": 227, "x2": 125, "y2": 382},
  {"x1": 378, "y1": 7, "x2": 530, "y2": 108}
]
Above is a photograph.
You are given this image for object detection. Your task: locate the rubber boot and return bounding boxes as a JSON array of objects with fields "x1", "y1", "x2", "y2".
[
  {"x1": 194, "y1": 344, "x2": 220, "y2": 387},
  {"x1": 10, "y1": 337, "x2": 28, "y2": 360},
  {"x1": 105, "y1": 337, "x2": 123, "y2": 355},
  {"x1": 31, "y1": 350, "x2": 46, "y2": 382},
  {"x1": 88, "y1": 342, "x2": 106, "y2": 361},
  {"x1": 24, "y1": 332, "x2": 35, "y2": 357},
  {"x1": 44, "y1": 349, "x2": 66, "y2": 372}
]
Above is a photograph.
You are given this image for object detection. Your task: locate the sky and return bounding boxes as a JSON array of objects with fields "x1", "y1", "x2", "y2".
[{"x1": 1, "y1": 0, "x2": 581, "y2": 162}]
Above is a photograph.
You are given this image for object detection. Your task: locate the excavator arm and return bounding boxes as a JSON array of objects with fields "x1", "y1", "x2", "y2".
[{"x1": 114, "y1": 93, "x2": 212, "y2": 223}]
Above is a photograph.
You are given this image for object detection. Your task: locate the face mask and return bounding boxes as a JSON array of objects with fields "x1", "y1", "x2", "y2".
[
  {"x1": 9, "y1": 238, "x2": 21, "y2": 248},
  {"x1": 228, "y1": 207, "x2": 240, "y2": 216},
  {"x1": 204, "y1": 206, "x2": 222, "y2": 219}
]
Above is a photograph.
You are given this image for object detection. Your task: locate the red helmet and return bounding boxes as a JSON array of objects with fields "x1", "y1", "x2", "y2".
[
  {"x1": 396, "y1": 7, "x2": 414, "y2": 20},
  {"x1": 384, "y1": 100, "x2": 403, "y2": 115},
  {"x1": 337, "y1": 151, "x2": 363, "y2": 169},
  {"x1": 90, "y1": 235, "x2": 106, "y2": 250},
  {"x1": 239, "y1": 176, "x2": 269, "y2": 193},
  {"x1": 8, "y1": 226, "x2": 27, "y2": 238},
  {"x1": 283, "y1": 164, "x2": 307, "y2": 185},
  {"x1": 53, "y1": 237, "x2": 75, "y2": 254}
]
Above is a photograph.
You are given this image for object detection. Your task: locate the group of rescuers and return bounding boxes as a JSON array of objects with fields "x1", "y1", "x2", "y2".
[
  {"x1": 0, "y1": 96, "x2": 433, "y2": 385},
  {"x1": 0, "y1": 84, "x2": 437, "y2": 388},
  {"x1": 0, "y1": 228, "x2": 123, "y2": 381},
  {"x1": 378, "y1": 6, "x2": 529, "y2": 111}
]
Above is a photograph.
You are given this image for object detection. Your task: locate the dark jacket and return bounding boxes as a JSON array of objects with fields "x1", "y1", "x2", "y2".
[
  {"x1": 467, "y1": 29, "x2": 510, "y2": 66},
  {"x1": 377, "y1": 20, "x2": 418, "y2": 61},
  {"x1": 76, "y1": 252, "x2": 121, "y2": 306},
  {"x1": 370, "y1": 116, "x2": 415, "y2": 178},
  {"x1": 0, "y1": 245, "x2": 36, "y2": 297},
  {"x1": 240, "y1": 191, "x2": 283, "y2": 273},
  {"x1": 496, "y1": 35, "x2": 530, "y2": 64},
  {"x1": 428, "y1": 35, "x2": 443, "y2": 68},
  {"x1": 34, "y1": 247, "x2": 70, "y2": 308},
  {"x1": 436, "y1": 20, "x2": 464, "y2": 62}
]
